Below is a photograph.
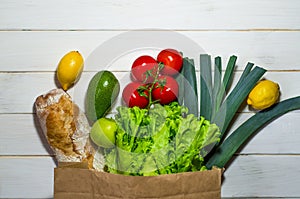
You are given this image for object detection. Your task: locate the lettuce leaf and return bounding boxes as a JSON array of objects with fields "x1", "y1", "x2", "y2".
[{"x1": 104, "y1": 102, "x2": 220, "y2": 176}]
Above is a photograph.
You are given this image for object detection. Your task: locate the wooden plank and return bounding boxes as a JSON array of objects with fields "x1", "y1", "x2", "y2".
[
  {"x1": 0, "y1": 72, "x2": 57, "y2": 113},
  {"x1": 1, "y1": 31, "x2": 300, "y2": 71},
  {"x1": 0, "y1": 0, "x2": 299, "y2": 30},
  {"x1": 227, "y1": 112, "x2": 300, "y2": 154},
  {"x1": 0, "y1": 1, "x2": 299, "y2": 199},
  {"x1": 0, "y1": 114, "x2": 54, "y2": 155},
  {"x1": 222, "y1": 155, "x2": 300, "y2": 198},
  {"x1": 0, "y1": 112, "x2": 300, "y2": 156},
  {"x1": 0, "y1": 155, "x2": 300, "y2": 198},
  {"x1": 0, "y1": 71, "x2": 299, "y2": 114},
  {"x1": 0, "y1": 157, "x2": 55, "y2": 198}
]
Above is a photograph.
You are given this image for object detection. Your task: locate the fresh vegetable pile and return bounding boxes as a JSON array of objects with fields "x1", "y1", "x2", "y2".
[
  {"x1": 58, "y1": 48, "x2": 300, "y2": 176},
  {"x1": 104, "y1": 102, "x2": 220, "y2": 175},
  {"x1": 31, "y1": 47, "x2": 300, "y2": 199}
]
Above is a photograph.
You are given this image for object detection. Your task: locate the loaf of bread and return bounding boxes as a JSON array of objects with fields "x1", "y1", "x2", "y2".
[{"x1": 35, "y1": 89, "x2": 98, "y2": 169}]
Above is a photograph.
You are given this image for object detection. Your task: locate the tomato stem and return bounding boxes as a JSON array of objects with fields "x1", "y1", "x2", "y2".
[{"x1": 142, "y1": 62, "x2": 164, "y2": 109}]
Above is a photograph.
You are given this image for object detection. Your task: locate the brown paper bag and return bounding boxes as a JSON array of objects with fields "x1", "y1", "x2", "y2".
[{"x1": 54, "y1": 163, "x2": 222, "y2": 199}]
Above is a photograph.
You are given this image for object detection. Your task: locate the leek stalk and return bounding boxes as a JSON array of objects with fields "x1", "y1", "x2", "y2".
[{"x1": 206, "y1": 96, "x2": 300, "y2": 169}]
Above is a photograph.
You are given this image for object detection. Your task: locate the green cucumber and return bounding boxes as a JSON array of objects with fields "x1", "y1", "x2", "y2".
[{"x1": 86, "y1": 70, "x2": 120, "y2": 123}]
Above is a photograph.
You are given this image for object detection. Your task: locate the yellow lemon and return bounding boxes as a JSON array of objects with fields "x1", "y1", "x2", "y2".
[
  {"x1": 56, "y1": 51, "x2": 84, "y2": 90},
  {"x1": 247, "y1": 79, "x2": 280, "y2": 110}
]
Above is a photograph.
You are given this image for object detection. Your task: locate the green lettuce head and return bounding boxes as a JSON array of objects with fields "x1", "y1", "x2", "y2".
[{"x1": 104, "y1": 102, "x2": 220, "y2": 176}]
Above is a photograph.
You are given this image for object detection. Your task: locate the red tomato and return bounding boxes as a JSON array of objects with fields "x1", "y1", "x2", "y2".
[
  {"x1": 122, "y1": 82, "x2": 149, "y2": 108},
  {"x1": 157, "y1": 49, "x2": 183, "y2": 76},
  {"x1": 131, "y1": 55, "x2": 158, "y2": 83},
  {"x1": 152, "y1": 76, "x2": 179, "y2": 105}
]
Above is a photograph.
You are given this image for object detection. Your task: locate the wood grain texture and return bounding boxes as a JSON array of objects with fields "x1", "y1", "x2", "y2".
[
  {"x1": 0, "y1": 114, "x2": 53, "y2": 156},
  {"x1": 0, "y1": 112, "x2": 299, "y2": 156},
  {"x1": 1, "y1": 156, "x2": 300, "y2": 198},
  {"x1": 1, "y1": 0, "x2": 300, "y2": 198},
  {"x1": 227, "y1": 112, "x2": 300, "y2": 154},
  {"x1": 0, "y1": 71, "x2": 299, "y2": 114},
  {"x1": 0, "y1": 0, "x2": 300, "y2": 30},
  {"x1": 1, "y1": 31, "x2": 300, "y2": 71},
  {"x1": 0, "y1": 157, "x2": 55, "y2": 198},
  {"x1": 222, "y1": 155, "x2": 300, "y2": 198}
]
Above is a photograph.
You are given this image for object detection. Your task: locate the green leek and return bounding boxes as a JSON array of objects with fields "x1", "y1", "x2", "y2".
[
  {"x1": 206, "y1": 96, "x2": 300, "y2": 169},
  {"x1": 200, "y1": 54, "x2": 213, "y2": 120},
  {"x1": 182, "y1": 57, "x2": 198, "y2": 117}
]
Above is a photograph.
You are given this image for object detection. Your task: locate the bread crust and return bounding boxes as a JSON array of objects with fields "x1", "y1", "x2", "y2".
[{"x1": 35, "y1": 89, "x2": 95, "y2": 168}]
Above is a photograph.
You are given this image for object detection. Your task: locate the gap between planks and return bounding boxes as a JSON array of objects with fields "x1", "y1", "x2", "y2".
[
  {"x1": 1, "y1": 28, "x2": 300, "y2": 32},
  {"x1": 0, "y1": 155, "x2": 55, "y2": 158},
  {"x1": 1, "y1": 154, "x2": 300, "y2": 159},
  {"x1": 1, "y1": 70, "x2": 300, "y2": 73}
]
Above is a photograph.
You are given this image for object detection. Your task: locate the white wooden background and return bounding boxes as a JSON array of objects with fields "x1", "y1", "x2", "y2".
[{"x1": 1, "y1": 0, "x2": 300, "y2": 198}]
